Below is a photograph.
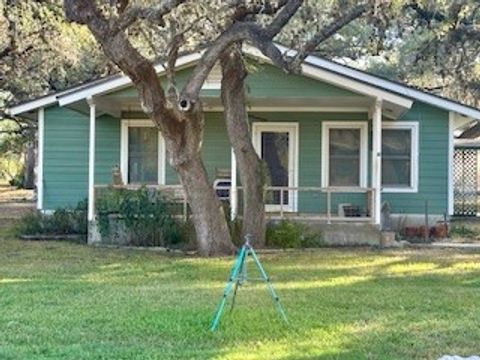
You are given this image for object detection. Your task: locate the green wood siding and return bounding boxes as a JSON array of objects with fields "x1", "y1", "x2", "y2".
[
  {"x1": 42, "y1": 64, "x2": 449, "y2": 217},
  {"x1": 106, "y1": 63, "x2": 359, "y2": 99},
  {"x1": 43, "y1": 104, "x2": 449, "y2": 215},
  {"x1": 383, "y1": 103, "x2": 449, "y2": 215},
  {"x1": 44, "y1": 107, "x2": 89, "y2": 210},
  {"x1": 43, "y1": 107, "x2": 120, "y2": 210},
  {"x1": 95, "y1": 116, "x2": 121, "y2": 184}
]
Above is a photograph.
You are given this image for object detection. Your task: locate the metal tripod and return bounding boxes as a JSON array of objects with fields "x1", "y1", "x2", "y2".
[{"x1": 210, "y1": 235, "x2": 288, "y2": 331}]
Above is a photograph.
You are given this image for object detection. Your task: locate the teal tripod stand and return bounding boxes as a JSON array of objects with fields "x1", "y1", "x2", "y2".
[{"x1": 210, "y1": 235, "x2": 288, "y2": 331}]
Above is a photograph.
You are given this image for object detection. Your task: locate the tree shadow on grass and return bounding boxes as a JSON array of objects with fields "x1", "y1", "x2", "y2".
[{"x1": 2, "y1": 247, "x2": 480, "y2": 359}]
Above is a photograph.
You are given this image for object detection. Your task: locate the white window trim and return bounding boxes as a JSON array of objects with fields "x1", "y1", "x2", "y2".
[
  {"x1": 252, "y1": 122, "x2": 299, "y2": 212},
  {"x1": 120, "y1": 119, "x2": 166, "y2": 185},
  {"x1": 321, "y1": 121, "x2": 368, "y2": 188},
  {"x1": 381, "y1": 121, "x2": 419, "y2": 193}
]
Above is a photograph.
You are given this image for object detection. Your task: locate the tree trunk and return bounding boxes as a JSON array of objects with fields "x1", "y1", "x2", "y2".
[
  {"x1": 176, "y1": 153, "x2": 236, "y2": 256},
  {"x1": 62, "y1": 3, "x2": 236, "y2": 255},
  {"x1": 23, "y1": 141, "x2": 35, "y2": 189},
  {"x1": 156, "y1": 107, "x2": 236, "y2": 256},
  {"x1": 220, "y1": 46, "x2": 266, "y2": 247}
]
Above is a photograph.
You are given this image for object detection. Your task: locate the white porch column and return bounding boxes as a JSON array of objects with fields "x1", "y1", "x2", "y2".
[
  {"x1": 87, "y1": 97, "x2": 96, "y2": 222},
  {"x1": 372, "y1": 99, "x2": 382, "y2": 225},
  {"x1": 448, "y1": 112, "x2": 455, "y2": 216},
  {"x1": 37, "y1": 108, "x2": 45, "y2": 210},
  {"x1": 230, "y1": 147, "x2": 238, "y2": 220}
]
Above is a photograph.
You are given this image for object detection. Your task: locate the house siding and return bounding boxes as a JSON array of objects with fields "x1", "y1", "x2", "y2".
[
  {"x1": 43, "y1": 107, "x2": 120, "y2": 210},
  {"x1": 43, "y1": 103, "x2": 449, "y2": 216},
  {"x1": 383, "y1": 102, "x2": 449, "y2": 215},
  {"x1": 106, "y1": 63, "x2": 359, "y2": 99}
]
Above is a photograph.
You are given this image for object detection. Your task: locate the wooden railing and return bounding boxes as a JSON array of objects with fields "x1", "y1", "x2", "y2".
[{"x1": 94, "y1": 184, "x2": 375, "y2": 223}]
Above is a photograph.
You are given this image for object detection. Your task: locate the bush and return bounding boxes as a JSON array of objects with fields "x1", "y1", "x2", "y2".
[
  {"x1": 17, "y1": 200, "x2": 87, "y2": 236},
  {"x1": 266, "y1": 220, "x2": 324, "y2": 248},
  {"x1": 450, "y1": 224, "x2": 478, "y2": 239},
  {"x1": 96, "y1": 186, "x2": 184, "y2": 247}
]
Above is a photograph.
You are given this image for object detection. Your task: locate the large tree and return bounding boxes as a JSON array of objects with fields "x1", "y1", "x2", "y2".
[
  {"x1": 305, "y1": 0, "x2": 480, "y2": 107},
  {"x1": 0, "y1": 0, "x2": 112, "y2": 187},
  {"x1": 62, "y1": 0, "x2": 376, "y2": 255}
]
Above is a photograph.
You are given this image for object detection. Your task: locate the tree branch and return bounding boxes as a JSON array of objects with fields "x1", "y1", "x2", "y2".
[
  {"x1": 114, "y1": 0, "x2": 186, "y2": 34},
  {"x1": 291, "y1": 1, "x2": 374, "y2": 68},
  {"x1": 64, "y1": 0, "x2": 168, "y2": 120},
  {"x1": 179, "y1": 0, "x2": 303, "y2": 110}
]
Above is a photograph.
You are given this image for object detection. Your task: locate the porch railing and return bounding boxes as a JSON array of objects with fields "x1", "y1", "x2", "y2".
[{"x1": 94, "y1": 184, "x2": 375, "y2": 223}]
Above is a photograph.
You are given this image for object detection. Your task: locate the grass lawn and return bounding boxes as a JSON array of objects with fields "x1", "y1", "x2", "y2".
[{"x1": 1, "y1": 229, "x2": 480, "y2": 359}]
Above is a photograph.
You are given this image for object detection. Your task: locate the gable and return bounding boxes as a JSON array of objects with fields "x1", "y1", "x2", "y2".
[
  {"x1": 104, "y1": 62, "x2": 359, "y2": 100},
  {"x1": 9, "y1": 43, "x2": 479, "y2": 120}
]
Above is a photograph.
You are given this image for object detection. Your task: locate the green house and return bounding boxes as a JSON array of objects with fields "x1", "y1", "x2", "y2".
[{"x1": 8, "y1": 45, "x2": 480, "y2": 243}]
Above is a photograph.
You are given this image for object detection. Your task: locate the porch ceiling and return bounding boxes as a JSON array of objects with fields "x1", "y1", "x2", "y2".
[{"x1": 69, "y1": 94, "x2": 407, "y2": 119}]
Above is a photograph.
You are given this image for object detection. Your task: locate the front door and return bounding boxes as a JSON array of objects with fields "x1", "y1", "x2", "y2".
[{"x1": 253, "y1": 123, "x2": 298, "y2": 212}]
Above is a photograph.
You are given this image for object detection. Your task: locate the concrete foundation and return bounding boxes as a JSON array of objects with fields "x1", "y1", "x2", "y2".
[
  {"x1": 88, "y1": 217, "x2": 131, "y2": 245},
  {"x1": 310, "y1": 223, "x2": 384, "y2": 246}
]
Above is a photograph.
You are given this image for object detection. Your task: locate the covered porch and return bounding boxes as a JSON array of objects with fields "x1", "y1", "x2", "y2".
[
  {"x1": 84, "y1": 95, "x2": 407, "y2": 226},
  {"x1": 41, "y1": 55, "x2": 414, "y2": 226}
]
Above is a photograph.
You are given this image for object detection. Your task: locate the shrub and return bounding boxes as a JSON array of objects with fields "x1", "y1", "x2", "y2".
[
  {"x1": 450, "y1": 224, "x2": 478, "y2": 239},
  {"x1": 96, "y1": 186, "x2": 184, "y2": 247},
  {"x1": 266, "y1": 220, "x2": 324, "y2": 248},
  {"x1": 17, "y1": 200, "x2": 87, "y2": 236}
]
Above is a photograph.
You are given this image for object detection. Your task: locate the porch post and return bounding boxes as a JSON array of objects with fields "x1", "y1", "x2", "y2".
[
  {"x1": 448, "y1": 112, "x2": 454, "y2": 216},
  {"x1": 37, "y1": 108, "x2": 44, "y2": 211},
  {"x1": 87, "y1": 97, "x2": 96, "y2": 222},
  {"x1": 230, "y1": 147, "x2": 238, "y2": 220},
  {"x1": 372, "y1": 99, "x2": 382, "y2": 225}
]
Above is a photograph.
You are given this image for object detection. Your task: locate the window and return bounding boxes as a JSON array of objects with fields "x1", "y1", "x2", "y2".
[
  {"x1": 121, "y1": 120, "x2": 165, "y2": 185},
  {"x1": 322, "y1": 122, "x2": 368, "y2": 187},
  {"x1": 382, "y1": 122, "x2": 418, "y2": 192},
  {"x1": 128, "y1": 127, "x2": 158, "y2": 184}
]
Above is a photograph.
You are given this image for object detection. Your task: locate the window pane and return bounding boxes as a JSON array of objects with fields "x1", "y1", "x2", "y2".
[
  {"x1": 329, "y1": 129, "x2": 360, "y2": 186},
  {"x1": 262, "y1": 131, "x2": 289, "y2": 205},
  {"x1": 382, "y1": 129, "x2": 411, "y2": 187},
  {"x1": 128, "y1": 127, "x2": 158, "y2": 184}
]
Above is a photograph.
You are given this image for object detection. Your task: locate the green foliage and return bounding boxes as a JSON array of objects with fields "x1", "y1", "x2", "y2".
[
  {"x1": 450, "y1": 224, "x2": 478, "y2": 238},
  {"x1": 96, "y1": 186, "x2": 183, "y2": 247},
  {"x1": 17, "y1": 199, "x2": 87, "y2": 236},
  {"x1": 0, "y1": 120, "x2": 26, "y2": 183},
  {"x1": 266, "y1": 220, "x2": 324, "y2": 249}
]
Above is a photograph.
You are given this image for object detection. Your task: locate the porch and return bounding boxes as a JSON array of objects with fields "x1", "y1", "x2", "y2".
[
  {"x1": 51, "y1": 61, "x2": 417, "y2": 226},
  {"x1": 94, "y1": 184, "x2": 376, "y2": 223}
]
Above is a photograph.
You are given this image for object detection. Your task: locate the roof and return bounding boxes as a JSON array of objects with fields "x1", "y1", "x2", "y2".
[{"x1": 6, "y1": 44, "x2": 480, "y2": 120}]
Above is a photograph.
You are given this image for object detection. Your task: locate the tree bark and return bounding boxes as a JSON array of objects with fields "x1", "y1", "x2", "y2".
[
  {"x1": 176, "y1": 153, "x2": 236, "y2": 255},
  {"x1": 157, "y1": 107, "x2": 236, "y2": 256},
  {"x1": 23, "y1": 140, "x2": 35, "y2": 189},
  {"x1": 63, "y1": 1, "x2": 235, "y2": 255},
  {"x1": 220, "y1": 46, "x2": 266, "y2": 247}
]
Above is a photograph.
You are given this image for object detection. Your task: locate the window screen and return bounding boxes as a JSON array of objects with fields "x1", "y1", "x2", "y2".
[
  {"x1": 128, "y1": 127, "x2": 158, "y2": 184},
  {"x1": 329, "y1": 128, "x2": 361, "y2": 186},
  {"x1": 382, "y1": 129, "x2": 411, "y2": 187}
]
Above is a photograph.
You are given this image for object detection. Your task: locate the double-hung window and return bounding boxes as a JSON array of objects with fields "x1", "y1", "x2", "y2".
[
  {"x1": 322, "y1": 122, "x2": 368, "y2": 187},
  {"x1": 381, "y1": 122, "x2": 419, "y2": 192},
  {"x1": 121, "y1": 120, "x2": 165, "y2": 185}
]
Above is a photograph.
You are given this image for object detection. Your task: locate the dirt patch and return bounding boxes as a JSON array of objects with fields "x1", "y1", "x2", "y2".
[
  {"x1": 0, "y1": 185, "x2": 34, "y2": 221},
  {"x1": 0, "y1": 185, "x2": 33, "y2": 203}
]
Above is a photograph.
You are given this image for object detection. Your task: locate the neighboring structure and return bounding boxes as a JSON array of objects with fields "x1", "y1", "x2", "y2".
[
  {"x1": 8, "y1": 45, "x2": 480, "y2": 244},
  {"x1": 453, "y1": 123, "x2": 480, "y2": 217}
]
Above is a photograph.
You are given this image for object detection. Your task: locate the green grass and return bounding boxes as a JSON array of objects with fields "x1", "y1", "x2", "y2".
[{"x1": 1, "y1": 228, "x2": 480, "y2": 359}]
